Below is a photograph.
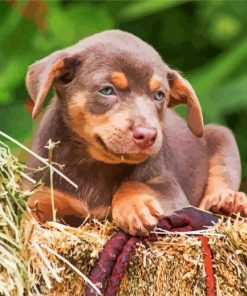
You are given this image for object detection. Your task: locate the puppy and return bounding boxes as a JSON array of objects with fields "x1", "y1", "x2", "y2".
[{"x1": 26, "y1": 30, "x2": 247, "y2": 235}]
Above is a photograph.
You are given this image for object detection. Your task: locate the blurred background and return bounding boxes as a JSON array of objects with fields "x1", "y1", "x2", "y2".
[{"x1": 0, "y1": 0, "x2": 247, "y2": 189}]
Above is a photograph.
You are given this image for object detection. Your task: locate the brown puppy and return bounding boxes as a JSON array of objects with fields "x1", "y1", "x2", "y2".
[{"x1": 26, "y1": 30, "x2": 247, "y2": 235}]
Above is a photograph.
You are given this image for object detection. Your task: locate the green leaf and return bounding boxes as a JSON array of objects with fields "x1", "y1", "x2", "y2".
[
  {"x1": 188, "y1": 35, "x2": 247, "y2": 122},
  {"x1": 211, "y1": 75, "x2": 247, "y2": 114},
  {"x1": 0, "y1": 102, "x2": 34, "y2": 145},
  {"x1": 0, "y1": 58, "x2": 29, "y2": 105},
  {"x1": 118, "y1": 0, "x2": 188, "y2": 21},
  {"x1": 190, "y1": 35, "x2": 247, "y2": 95},
  {"x1": 209, "y1": 13, "x2": 241, "y2": 43},
  {"x1": 51, "y1": 2, "x2": 114, "y2": 45}
]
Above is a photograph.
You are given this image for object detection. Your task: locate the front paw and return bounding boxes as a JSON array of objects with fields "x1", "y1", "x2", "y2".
[
  {"x1": 200, "y1": 189, "x2": 247, "y2": 217},
  {"x1": 28, "y1": 193, "x2": 53, "y2": 223},
  {"x1": 112, "y1": 194, "x2": 163, "y2": 236}
]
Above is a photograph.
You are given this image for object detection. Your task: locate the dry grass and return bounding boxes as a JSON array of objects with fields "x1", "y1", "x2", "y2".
[
  {"x1": 22, "y1": 218, "x2": 116, "y2": 295},
  {"x1": 0, "y1": 140, "x2": 31, "y2": 295}
]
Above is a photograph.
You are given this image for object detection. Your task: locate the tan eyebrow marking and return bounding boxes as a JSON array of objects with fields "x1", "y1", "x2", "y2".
[
  {"x1": 111, "y1": 72, "x2": 129, "y2": 89},
  {"x1": 149, "y1": 74, "x2": 162, "y2": 92}
]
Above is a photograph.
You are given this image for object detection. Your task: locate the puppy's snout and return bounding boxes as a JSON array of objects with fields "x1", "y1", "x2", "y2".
[{"x1": 132, "y1": 127, "x2": 157, "y2": 149}]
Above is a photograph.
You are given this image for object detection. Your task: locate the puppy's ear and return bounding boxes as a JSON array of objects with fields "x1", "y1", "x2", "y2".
[
  {"x1": 26, "y1": 52, "x2": 80, "y2": 119},
  {"x1": 167, "y1": 71, "x2": 204, "y2": 137}
]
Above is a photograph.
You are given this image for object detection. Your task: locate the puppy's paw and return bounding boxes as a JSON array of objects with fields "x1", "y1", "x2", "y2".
[
  {"x1": 28, "y1": 193, "x2": 56, "y2": 223},
  {"x1": 112, "y1": 194, "x2": 163, "y2": 236},
  {"x1": 200, "y1": 189, "x2": 247, "y2": 217},
  {"x1": 28, "y1": 186, "x2": 90, "y2": 224}
]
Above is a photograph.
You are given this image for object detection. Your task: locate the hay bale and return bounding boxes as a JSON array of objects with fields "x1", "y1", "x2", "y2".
[
  {"x1": 21, "y1": 217, "x2": 247, "y2": 296},
  {"x1": 0, "y1": 136, "x2": 247, "y2": 296}
]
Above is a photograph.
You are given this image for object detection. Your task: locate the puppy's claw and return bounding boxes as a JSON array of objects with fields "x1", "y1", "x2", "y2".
[
  {"x1": 112, "y1": 194, "x2": 163, "y2": 236},
  {"x1": 138, "y1": 207, "x2": 158, "y2": 231},
  {"x1": 146, "y1": 199, "x2": 164, "y2": 218},
  {"x1": 201, "y1": 189, "x2": 247, "y2": 217}
]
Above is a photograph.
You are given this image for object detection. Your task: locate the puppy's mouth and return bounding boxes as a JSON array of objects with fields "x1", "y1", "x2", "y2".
[
  {"x1": 95, "y1": 135, "x2": 109, "y2": 151},
  {"x1": 95, "y1": 135, "x2": 148, "y2": 163},
  {"x1": 95, "y1": 135, "x2": 131, "y2": 161}
]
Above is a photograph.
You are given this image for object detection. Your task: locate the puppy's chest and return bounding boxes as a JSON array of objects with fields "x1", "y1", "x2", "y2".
[
  {"x1": 76, "y1": 175, "x2": 117, "y2": 209},
  {"x1": 60, "y1": 163, "x2": 133, "y2": 209}
]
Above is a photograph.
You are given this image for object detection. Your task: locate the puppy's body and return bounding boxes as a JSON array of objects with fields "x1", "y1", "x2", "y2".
[
  {"x1": 29, "y1": 101, "x2": 207, "y2": 211},
  {"x1": 27, "y1": 30, "x2": 246, "y2": 234}
]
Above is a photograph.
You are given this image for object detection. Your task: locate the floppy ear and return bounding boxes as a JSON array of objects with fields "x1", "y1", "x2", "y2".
[
  {"x1": 26, "y1": 51, "x2": 80, "y2": 119},
  {"x1": 167, "y1": 71, "x2": 204, "y2": 137}
]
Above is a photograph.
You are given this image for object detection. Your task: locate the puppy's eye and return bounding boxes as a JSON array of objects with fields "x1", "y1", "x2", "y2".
[
  {"x1": 99, "y1": 86, "x2": 114, "y2": 96},
  {"x1": 154, "y1": 91, "x2": 165, "y2": 101}
]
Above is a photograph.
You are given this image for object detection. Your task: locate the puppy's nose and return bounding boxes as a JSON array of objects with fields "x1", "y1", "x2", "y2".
[{"x1": 132, "y1": 127, "x2": 157, "y2": 149}]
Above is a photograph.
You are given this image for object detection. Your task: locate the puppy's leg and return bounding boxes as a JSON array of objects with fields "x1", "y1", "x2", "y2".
[
  {"x1": 199, "y1": 125, "x2": 247, "y2": 216},
  {"x1": 28, "y1": 186, "x2": 109, "y2": 223},
  {"x1": 112, "y1": 181, "x2": 164, "y2": 236}
]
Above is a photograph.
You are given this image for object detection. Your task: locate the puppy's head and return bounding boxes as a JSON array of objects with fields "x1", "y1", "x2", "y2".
[{"x1": 26, "y1": 30, "x2": 203, "y2": 164}]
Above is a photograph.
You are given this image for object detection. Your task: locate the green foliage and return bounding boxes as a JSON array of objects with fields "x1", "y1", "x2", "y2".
[
  {"x1": 118, "y1": 0, "x2": 187, "y2": 21},
  {"x1": 0, "y1": 0, "x2": 246, "y2": 176}
]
